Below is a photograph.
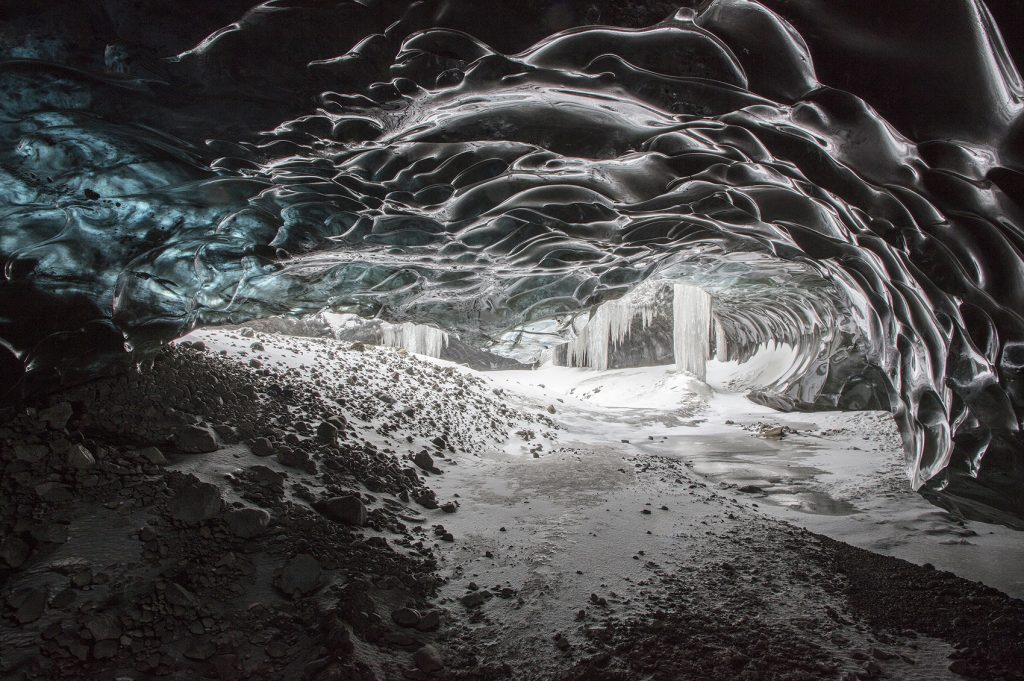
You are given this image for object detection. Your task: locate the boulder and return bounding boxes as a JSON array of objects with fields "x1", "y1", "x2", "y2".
[
  {"x1": 223, "y1": 507, "x2": 271, "y2": 538},
  {"x1": 413, "y1": 451, "x2": 434, "y2": 471},
  {"x1": 250, "y1": 437, "x2": 275, "y2": 457},
  {"x1": 35, "y1": 482, "x2": 72, "y2": 502},
  {"x1": 137, "y1": 446, "x2": 167, "y2": 464},
  {"x1": 275, "y1": 554, "x2": 322, "y2": 597},
  {"x1": 39, "y1": 402, "x2": 74, "y2": 429},
  {"x1": 314, "y1": 496, "x2": 367, "y2": 526},
  {"x1": 169, "y1": 477, "x2": 223, "y2": 522},
  {"x1": 414, "y1": 645, "x2": 444, "y2": 672},
  {"x1": 316, "y1": 421, "x2": 338, "y2": 445},
  {"x1": 175, "y1": 425, "x2": 219, "y2": 453}
]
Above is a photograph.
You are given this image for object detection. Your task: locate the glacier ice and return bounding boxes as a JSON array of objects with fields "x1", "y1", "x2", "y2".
[{"x1": 0, "y1": 0, "x2": 1022, "y2": 523}]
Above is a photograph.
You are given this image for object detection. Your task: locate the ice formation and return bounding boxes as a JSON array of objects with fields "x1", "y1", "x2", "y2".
[
  {"x1": 673, "y1": 284, "x2": 713, "y2": 382},
  {"x1": 561, "y1": 288, "x2": 659, "y2": 371},
  {"x1": 0, "y1": 0, "x2": 1022, "y2": 522},
  {"x1": 380, "y1": 322, "x2": 448, "y2": 359}
]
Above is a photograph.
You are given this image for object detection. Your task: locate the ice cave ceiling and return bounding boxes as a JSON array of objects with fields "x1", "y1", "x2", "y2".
[{"x1": 0, "y1": 0, "x2": 1023, "y2": 522}]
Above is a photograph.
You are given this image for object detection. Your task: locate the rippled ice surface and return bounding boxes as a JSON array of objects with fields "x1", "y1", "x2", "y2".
[{"x1": 1, "y1": 0, "x2": 1023, "y2": 522}]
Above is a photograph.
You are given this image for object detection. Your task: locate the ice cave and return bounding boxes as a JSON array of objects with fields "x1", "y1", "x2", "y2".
[{"x1": 1, "y1": 1, "x2": 1023, "y2": 679}]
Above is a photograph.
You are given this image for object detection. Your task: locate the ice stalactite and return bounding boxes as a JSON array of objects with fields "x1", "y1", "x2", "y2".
[
  {"x1": 714, "y1": 317, "x2": 729, "y2": 362},
  {"x1": 380, "y1": 322, "x2": 448, "y2": 358},
  {"x1": 673, "y1": 284, "x2": 713, "y2": 381},
  {"x1": 563, "y1": 293, "x2": 658, "y2": 370}
]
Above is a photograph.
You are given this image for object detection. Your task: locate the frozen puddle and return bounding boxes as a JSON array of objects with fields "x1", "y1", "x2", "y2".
[{"x1": 483, "y1": 362, "x2": 1024, "y2": 600}]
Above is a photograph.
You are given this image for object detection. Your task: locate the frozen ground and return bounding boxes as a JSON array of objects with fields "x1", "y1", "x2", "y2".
[
  {"x1": 185, "y1": 327, "x2": 1024, "y2": 603},
  {"x1": 7, "y1": 324, "x2": 1022, "y2": 680}
]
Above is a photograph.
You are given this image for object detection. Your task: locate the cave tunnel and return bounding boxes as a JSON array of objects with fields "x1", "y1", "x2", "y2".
[{"x1": 2, "y1": 1, "x2": 1024, "y2": 679}]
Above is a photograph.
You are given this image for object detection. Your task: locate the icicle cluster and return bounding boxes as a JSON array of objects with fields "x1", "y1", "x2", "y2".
[
  {"x1": 380, "y1": 322, "x2": 448, "y2": 358},
  {"x1": 673, "y1": 284, "x2": 712, "y2": 381},
  {"x1": 563, "y1": 293, "x2": 658, "y2": 370}
]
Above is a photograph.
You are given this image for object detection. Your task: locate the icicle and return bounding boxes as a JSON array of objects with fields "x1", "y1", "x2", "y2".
[
  {"x1": 563, "y1": 290, "x2": 658, "y2": 370},
  {"x1": 673, "y1": 283, "x2": 712, "y2": 381},
  {"x1": 380, "y1": 322, "x2": 448, "y2": 358},
  {"x1": 714, "y1": 314, "x2": 729, "y2": 362}
]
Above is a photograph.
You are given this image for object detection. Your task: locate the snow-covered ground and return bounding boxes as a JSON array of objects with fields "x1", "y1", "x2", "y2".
[{"x1": 182, "y1": 328, "x2": 1024, "y2": 600}]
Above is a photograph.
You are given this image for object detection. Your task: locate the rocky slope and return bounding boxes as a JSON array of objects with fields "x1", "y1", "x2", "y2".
[{"x1": 2, "y1": 332, "x2": 1022, "y2": 680}]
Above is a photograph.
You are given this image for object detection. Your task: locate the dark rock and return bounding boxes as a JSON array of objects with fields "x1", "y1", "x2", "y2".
[
  {"x1": 169, "y1": 477, "x2": 223, "y2": 522},
  {"x1": 35, "y1": 481, "x2": 72, "y2": 502},
  {"x1": 250, "y1": 437, "x2": 275, "y2": 457},
  {"x1": 414, "y1": 644, "x2": 443, "y2": 672},
  {"x1": 10, "y1": 587, "x2": 46, "y2": 623},
  {"x1": 66, "y1": 443, "x2": 95, "y2": 469},
  {"x1": 277, "y1": 446, "x2": 315, "y2": 472},
  {"x1": 392, "y1": 607, "x2": 421, "y2": 627},
  {"x1": 0, "y1": 536, "x2": 30, "y2": 568},
  {"x1": 461, "y1": 591, "x2": 486, "y2": 608},
  {"x1": 92, "y1": 639, "x2": 118, "y2": 659},
  {"x1": 39, "y1": 402, "x2": 74, "y2": 429},
  {"x1": 413, "y1": 451, "x2": 434, "y2": 471},
  {"x1": 165, "y1": 583, "x2": 197, "y2": 607},
  {"x1": 86, "y1": 613, "x2": 122, "y2": 641},
  {"x1": 137, "y1": 446, "x2": 167, "y2": 464},
  {"x1": 223, "y1": 507, "x2": 271, "y2": 538},
  {"x1": 275, "y1": 553, "x2": 322, "y2": 597},
  {"x1": 176, "y1": 425, "x2": 219, "y2": 453},
  {"x1": 32, "y1": 523, "x2": 68, "y2": 544},
  {"x1": 440, "y1": 501, "x2": 458, "y2": 513},
  {"x1": 416, "y1": 610, "x2": 441, "y2": 632},
  {"x1": 738, "y1": 485, "x2": 764, "y2": 493},
  {"x1": 316, "y1": 421, "x2": 339, "y2": 445},
  {"x1": 314, "y1": 495, "x2": 367, "y2": 526},
  {"x1": 14, "y1": 443, "x2": 48, "y2": 463},
  {"x1": 184, "y1": 638, "x2": 216, "y2": 660}
]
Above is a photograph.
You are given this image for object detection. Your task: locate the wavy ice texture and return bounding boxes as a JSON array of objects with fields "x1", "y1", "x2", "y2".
[{"x1": 0, "y1": 0, "x2": 1023, "y2": 523}]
